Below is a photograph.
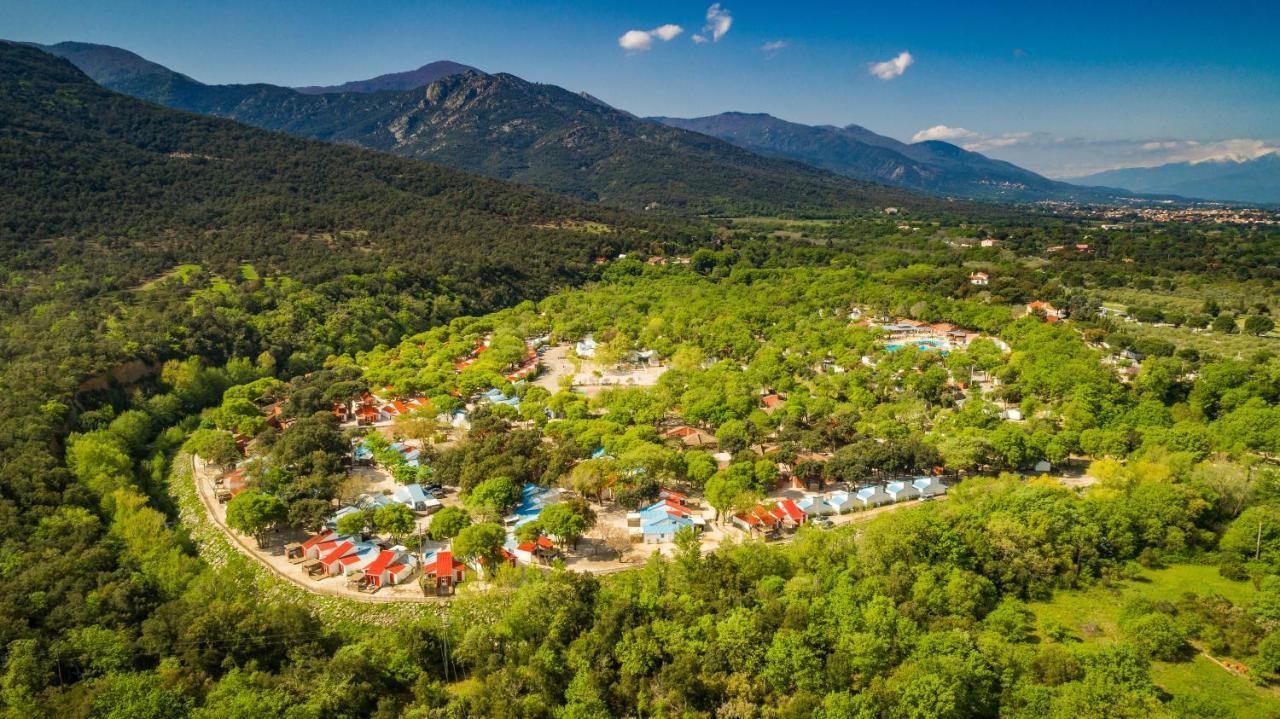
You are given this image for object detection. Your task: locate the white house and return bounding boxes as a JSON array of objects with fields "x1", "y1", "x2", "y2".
[
  {"x1": 884, "y1": 481, "x2": 920, "y2": 503},
  {"x1": 853, "y1": 485, "x2": 890, "y2": 508},
  {"x1": 797, "y1": 495, "x2": 837, "y2": 516},
  {"x1": 911, "y1": 476, "x2": 946, "y2": 498},
  {"x1": 827, "y1": 490, "x2": 856, "y2": 513},
  {"x1": 969, "y1": 272, "x2": 990, "y2": 286}
]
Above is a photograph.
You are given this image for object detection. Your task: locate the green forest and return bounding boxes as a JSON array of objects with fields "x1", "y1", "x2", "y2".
[{"x1": 3, "y1": 40, "x2": 1280, "y2": 719}]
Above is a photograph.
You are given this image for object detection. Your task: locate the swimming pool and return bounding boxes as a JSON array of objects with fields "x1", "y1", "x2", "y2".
[{"x1": 885, "y1": 338, "x2": 951, "y2": 352}]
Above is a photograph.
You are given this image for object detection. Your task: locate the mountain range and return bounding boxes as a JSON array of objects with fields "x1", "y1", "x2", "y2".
[
  {"x1": 652, "y1": 112, "x2": 1124, "y2": 203},
  {"x1": 38, "y1": 41, "x2": 1249, "y2": 208},
  {"x1": 1070, "y1": 154, "x2": 1280, "y2": 205},
  {"x1": 33, "y1": 41, "x2": 941, "y2": 215}
]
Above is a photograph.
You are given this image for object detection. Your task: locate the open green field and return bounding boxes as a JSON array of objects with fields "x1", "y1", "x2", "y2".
[
  {"x1": 1031, "y1": 564, "x2": 1280, "y2": 718},
  {"x1": 1123, "y1": 319, "x2": 1279, "y2": 358},
  {"x1": 134, "y1": 262, "x2": 203, "y2": 291},
  {"x1": 1090, "y1": 279, "x2": 1280, "y2": 315}
]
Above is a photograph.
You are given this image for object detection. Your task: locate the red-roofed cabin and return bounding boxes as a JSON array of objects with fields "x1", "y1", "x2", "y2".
[
  {"x1": 423, "y1": 551, "x2": 466, "y2": 596},
  {"x1": 217, "y1": 468, "x2": 250, "y2": 502},
  {"x1": 363, "y1": 549, "x2": 397, "y2": 586},
  {"x1": 752, "y1": 505, "x2": 780, "y2": 528},
  {"x1": 318, "y1": 541, "x2": 356, "y2": 576},
  {"x1": 659, "y1": 488, "x2": 690, "y2": 505},
  {"x1": 287, "y1": 530, "x2": 334, "y2": 563},
  {"x1": 760, "y1": 394, "x2": 784, "y2": 413},
  {"x1": 775, "y1": 498, "x2": 806, "y2": 527},
  {"x1": 731, "y1": 512, "x2": 761, "y2": 533}
]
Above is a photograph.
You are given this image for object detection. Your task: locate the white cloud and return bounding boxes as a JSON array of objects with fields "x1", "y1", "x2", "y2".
[
  {"x1": 1141, "y1": 138, "x2": 1277, "y2": 165},
  {"x1": 912, "y1": 125, "x2": 977, "y2": 142},
  {"x1": 619, "y1": 24, "x2": 684, "y2": 52},
  {"x1": 761, "y1": 40, "x2": 788, "y2": 56},
  {"x1": 693, "y1": 4, "x2": 733, "y2": 43},
  {"x1": 652, "y1": 24, "x2": 684, "y2": 41},
  {"x1": 963, "y1": 132, "x2": 1032, "y2": 152},
  {"x1": 869, "y1": 51, "x2": 913, "y2": 80},
  {"x1": 905, "y1": 128, "x2": 1280, "y2": 177}
]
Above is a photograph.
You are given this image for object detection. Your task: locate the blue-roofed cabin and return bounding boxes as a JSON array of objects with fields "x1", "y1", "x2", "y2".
[
  {"x1": 797, "y1": 495, "x2": 836, "y2": 516},
  {"x1": 827, "y1": 490, "x2": 855, "y2": 513},
  {"x1": 854, "y1": 485, "x2": 890, "y2": 508},
  {"x1": 503, "y1": 483, "x2": 561, "y2": 528},
  {"x1": 911, "y1": 476, "x2": 946, "y2": 498},
  {"x1": 884, "y1": 481, "x2": 920, "y2": 503},
  {"x1": 393, "y1": 483, "x2": 441, "y2": 512},
  {"x1": 638, "y1": 514, "x2": 695, "y2": 543}
]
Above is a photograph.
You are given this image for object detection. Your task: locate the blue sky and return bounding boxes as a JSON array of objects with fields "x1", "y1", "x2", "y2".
[{"x1": 6, "y1": 0, "x2": 1279, "y2": 176}]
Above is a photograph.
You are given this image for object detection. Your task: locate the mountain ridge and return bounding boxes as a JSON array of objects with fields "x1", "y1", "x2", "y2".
[
  {"x1": 653, "y1": 112, "x2": 1135, "y2": 202},
  {"x1": 1070, "y1": 154, "x2": 1280, "y2": 205},
  {"x1": 33, "y1": 41, "x2": 945, "y2": 215},
  {"x1": 294, "y1": 60, "x2": 479, "y2": 94}
]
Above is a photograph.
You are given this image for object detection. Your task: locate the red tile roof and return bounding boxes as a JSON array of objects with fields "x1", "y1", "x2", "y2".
[
  {"x1": 300, "y1": 530, "x2": 333, "y2": 551},
  {"x1": 777, "y1": 498, "x2": 806, "y2": 522},
  {"x1": 365, "y1": 550, "x2": 397, "y2": 577},
  {"x1": 320, "y1": 541, "x2": 354, "y2": 566}
]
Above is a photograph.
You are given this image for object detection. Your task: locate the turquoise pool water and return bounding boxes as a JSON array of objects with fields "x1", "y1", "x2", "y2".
[{"x1": 885, "y1": 338, "x2": 951, "y2": 352}]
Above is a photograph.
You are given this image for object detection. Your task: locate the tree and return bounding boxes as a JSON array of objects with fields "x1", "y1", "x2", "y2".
[
  {"x1": 1220, "y1": 505, "x2": 1280, "y2": 571},
  {"x1": 335, "y1": 510, "x2": 369, "y2": 537},
  {"x1": 1211, "y1": 314, "x2": 1238, "y2": 333},
  {"x1": 287, "y1": 498, "x2": 333, "y2": 531},
  {"x1": 374, "y1": 503, "x2": 417, "y2": 542},
  {"x1": 429, "y1": 506, "x2": 472, "y2": 540},
  {"x1": 466, "y1": 476, "x2": 519, "y2": 517},
  {"x1": 1255, "y1": 631, "x2": 1280, "y2": 675},
  {"x1": 705, "y1": 465, "x2": 758, "y2": 522},
  {"x1": 514, "y1": 520, "x2": 543, "y2": 544},
  {"x1": 225, "y1": 489, "x2": 286, "y2": 546},
  {"x1": 452, "y1": 522, "x2": 505, "y2": 565},
  {"x1": 1244, "y1": 315, "x2": 1275, "y2": 336},
  {"x1": 684, "y1": 451, "x2": 717, "y2": 487},
  {"x1": 185, "y1": 429, "x2": 241, "y2": 468},
  {"x1": 393, "y1": 411, "x2": 441, "y2": 443},
  {"x1": 1120, "y1": 611, "x2": 1187, "y2": 661},
  {"x1": 539, "y1": 502, "x2": 590, "y2": 549}
]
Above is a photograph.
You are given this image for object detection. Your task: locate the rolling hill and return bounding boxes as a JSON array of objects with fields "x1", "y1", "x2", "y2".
[
  {"x1": 1070, "y1": 154, "x2": 1280, "y2": 205},
  {"x1": 653, "y1": 112, "x2": 1130, "y2": 202},
  {"x1": 33, "y1": 41, "x2": 946, "y2": 215}
]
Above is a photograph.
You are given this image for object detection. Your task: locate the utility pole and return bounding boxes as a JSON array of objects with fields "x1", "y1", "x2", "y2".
[{"x1": 1258, "y1": 518, "x2": 1264, "y2": 562}]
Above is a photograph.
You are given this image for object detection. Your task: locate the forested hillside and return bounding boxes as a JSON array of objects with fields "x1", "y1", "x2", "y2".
[
  {"x1": 36, "y1": 41, "x2": 951, "y2": 215},
  {"x1": 1, "y1": 42, "x2": 695, "y2": 308}
]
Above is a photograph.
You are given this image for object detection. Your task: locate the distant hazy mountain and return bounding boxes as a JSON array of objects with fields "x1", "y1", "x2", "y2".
[
  {"x1": 1071, "y1": 154, "x2": 1280, "y2": 205},
  {"x1": 294, "y1": 61, "x2": 478, "y2": 94},
  {"x1": 34, "y1": 41, "x2": 947, "y2": 215},
  {"x1": 653, "y1": 112, "x2": 1129, "y2": 202}
]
